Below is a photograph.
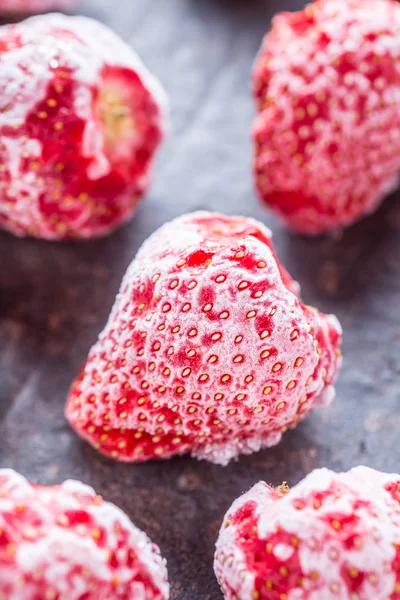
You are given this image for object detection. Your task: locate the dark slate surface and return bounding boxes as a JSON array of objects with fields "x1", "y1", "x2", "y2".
[{"x1": 0, "y1": 0, "x2": 399, "y2": 598}]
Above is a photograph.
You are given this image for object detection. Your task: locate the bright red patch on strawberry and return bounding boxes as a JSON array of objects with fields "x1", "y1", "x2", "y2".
[
  {"x1": 66, "y1": 212, "x2": 342, "y2": 465},
  {"x1": 0, "y1": 469, "x2": 169, "y2": 599},
  {"x1": 253, "y1": 0, "x2": 400, "y2": 235},
  {"x1": 0, "y1": 13, "x2": 166, "y2": 240},
  {"x1": 215, "y1": 467, "x2": 400, "y2": 599}
]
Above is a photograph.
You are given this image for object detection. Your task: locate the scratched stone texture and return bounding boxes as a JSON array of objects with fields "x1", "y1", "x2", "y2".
[{"x1": 0, "y1": 0, "x2": 399, "y2": 598}]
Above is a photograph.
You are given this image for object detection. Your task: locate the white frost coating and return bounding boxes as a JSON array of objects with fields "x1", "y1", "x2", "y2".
[
  {"x1": 0, "y1": 470, "x2": 169, "y2": 600},
  {"x1": 215, "y1": 467, "x2": 400, "y2": 600},
  {"x1": 253, "y1": 0, "x2": 400, "y2": 234},
  {"x1": 0, "y1": 469, "x2": 33, "y2": 495},
  {"x1": 67, "y1": 211, "x2": 342, "y2": 465},
  {"x1": 215, "y1": 482, "x2": 273, "y2": 598},
  {"x1": 17, "y1": 531, "x2": 113, "y2": 590},
  {"x1": 61, "y1": 478, "x2": 97, "y2": 496},
  {"x1": 59, "y1": 480, "x2": 168, "y2": 593},
  {"x1": 18, "y1": 12, "x2": 168, "y2": 130},
  {"x1": 0, "y1": 41, "x2": 53, "y2": 128},
  {"x1": 0, "y1": 12, "x2": 167, "y2": 240}
]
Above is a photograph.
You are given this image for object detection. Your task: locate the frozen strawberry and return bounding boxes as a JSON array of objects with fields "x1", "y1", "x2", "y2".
[
  {"x1": 253, "y1": 0, "x2": 400, "y2": 235},
  {"x1": 0, "y1": 469, "x2": 169, "y2": 600},
  {"x1": 0, "y1": 0, "x2": 78, "y2": 13},
  {"x1": 215, "y1": 466, "x2": 400, "y2": 600},
  {"x1": 0, "y1": 13, "x2": 166, "y2": 240},
  {"x1": 65, "y1": 212, "x2": 342, "y2": 466}
]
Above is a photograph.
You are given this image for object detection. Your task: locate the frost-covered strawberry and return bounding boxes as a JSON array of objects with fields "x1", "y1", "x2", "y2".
[
  {"x1": 0, "y1": 469, "x2": 169, "y2": 600},
  {"x1": 66, "y1": 212, "x2": 342, "y2": 466},
  {"x1": 0, "y1": 14, "x2": 166, "y2": 240},
  {"x1": 0, "y1": 0, "x2": 78, "y2": 13},
  {"x1": 215, "y1": 466, "x2": 400, "y2": 600},
  {"x1": 253, "y1": 0, "x2": 400, "y2": 235}
]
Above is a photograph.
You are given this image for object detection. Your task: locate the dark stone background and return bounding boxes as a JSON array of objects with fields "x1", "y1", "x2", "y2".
[{"x1": 0, "y1": 1, "x2": 399, "y2": 598}]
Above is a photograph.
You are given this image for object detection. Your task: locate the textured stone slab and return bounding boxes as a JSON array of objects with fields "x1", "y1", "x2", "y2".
[{"x1": 0, "y1": 1, "x2": 399, "y2": 598}]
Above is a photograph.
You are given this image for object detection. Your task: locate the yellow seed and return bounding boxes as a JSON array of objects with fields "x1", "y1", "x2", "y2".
[{"x1": 349, "y1": 568, "x2": 358, "y2": 578}]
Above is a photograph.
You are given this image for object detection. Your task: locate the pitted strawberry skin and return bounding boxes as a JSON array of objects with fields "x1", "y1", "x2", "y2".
[
  {"x1": 253, "y1": 0, "x2": 400, "y2": 235},
  {"x1": 66, "y1": 212, "x2": 342, "y2": 466}
]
